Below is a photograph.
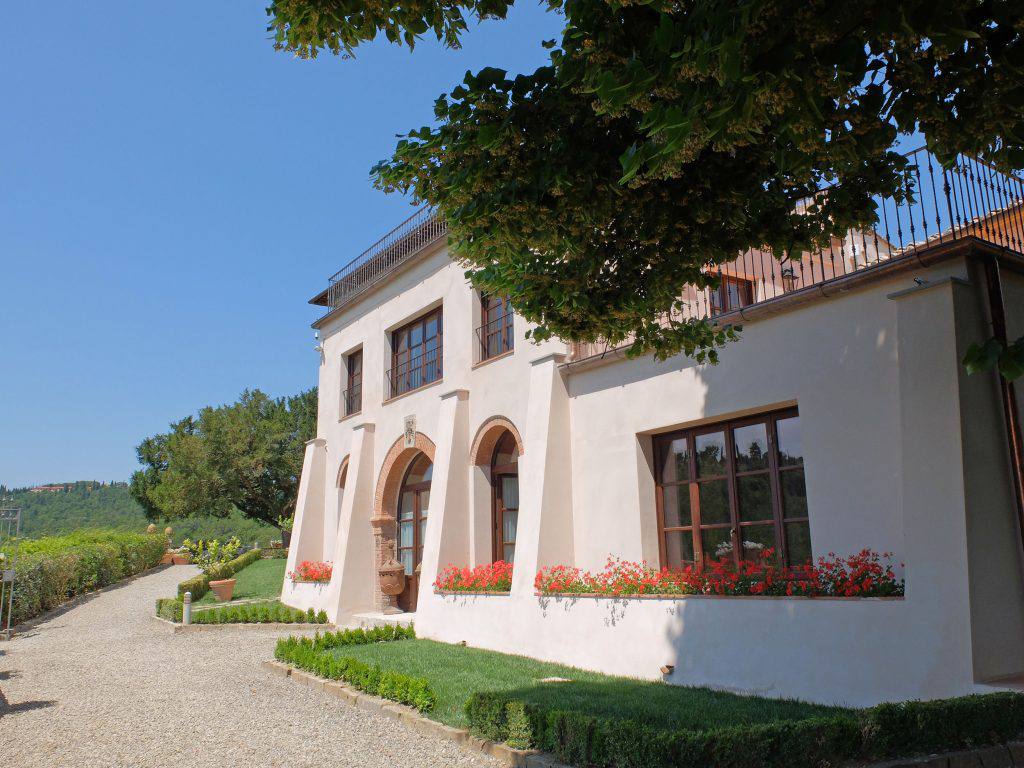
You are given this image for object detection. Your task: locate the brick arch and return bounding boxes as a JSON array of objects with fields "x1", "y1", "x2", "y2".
[
  {"x1": 373, "y1": 432, "x2": 437, "y2": 518},
  {"x1": 337, "y1": 455, "x2": 350, "y2": 488},
  {"x1": 470, "y1": 416, "x2": 525, "y2": 467}
]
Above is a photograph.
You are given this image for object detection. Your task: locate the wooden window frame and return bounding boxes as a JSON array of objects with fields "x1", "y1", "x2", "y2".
[
  {"x1": 389, "y1": 307, "x2": 443, "y2": 397},
  {"x1": 653, "y1": 407, "x2": 809, "y2": 569},
  {"x1": 478, "y1": 294, "x2": 515, "y2": 362},
  {"x1": 710, "y1": 275, "x2": 755, "y2": 315},
  {"x1": 344, "y1": 349, "x2": 362, "y2": 416},
  {"x1": 490, "y1": 431, "x2": 519, "y2": 563}
]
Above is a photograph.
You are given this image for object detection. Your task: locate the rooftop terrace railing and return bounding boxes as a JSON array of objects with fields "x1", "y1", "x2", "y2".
[
  {"x1": 320, "y1": 206, "x2": 448, "y2": 313},
  {"x1": 570, "y1": 147, "x2": 1024, "y2": 361}
]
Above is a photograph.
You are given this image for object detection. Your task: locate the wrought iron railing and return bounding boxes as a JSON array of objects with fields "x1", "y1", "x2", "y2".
[
  {"x1": 476, "y1": 314, "x2": 515, "y2": 363},
  {"x1": 323, "y1": 207, "x2": 448, "y2": 313},
  {"x1": 385, "y1": 346, "x2": 443, "y2": 399},
  {"x1": 342, "y1": 384, "x2": 362, "y2": 416},
  {"x1": 570, "y1": 147, "x2": 1024, "y2": 361}
]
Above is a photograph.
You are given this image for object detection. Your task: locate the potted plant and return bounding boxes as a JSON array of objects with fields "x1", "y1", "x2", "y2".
[
  {"x1": 277, "y1": 514, "x2": 294, "y2": 549},
  {"x1": 183, "y1": 537, "x2": 243, "y2": 601}
]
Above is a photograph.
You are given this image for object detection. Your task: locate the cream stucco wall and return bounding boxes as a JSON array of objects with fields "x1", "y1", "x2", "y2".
[{"x1": 283, "y1": 245, "x2": 1024, "y2": 707}]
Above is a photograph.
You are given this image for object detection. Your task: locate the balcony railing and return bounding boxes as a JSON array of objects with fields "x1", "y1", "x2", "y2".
[
  {"x1": 342, "y1": 384, "x2": 361, "y2": 416},
  {"x1": 476, "y1": 314, "x2": 515, "y2": 363},
  {"x1": 385, "y1": 347, "x2": 443, "y2": 400},
  {"x1": 318, "y1": 207, "x2": 448, "y2": 314},
  {"x1": 569, "y1": 147, "x2": 1024, "y2": 362}
]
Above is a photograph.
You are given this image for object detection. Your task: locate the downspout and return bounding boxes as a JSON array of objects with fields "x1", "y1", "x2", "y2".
[{"x1": 980, "y1": 254, "x2": 1024, "y2": 568}]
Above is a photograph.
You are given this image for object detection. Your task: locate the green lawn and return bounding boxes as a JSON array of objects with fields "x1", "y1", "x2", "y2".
[
  {"x1": 331, "y1": 638, "x2": 851, "y2": 729},
  {"x1": 197, "y1": 558, "x2": 286, "y2": 604}
]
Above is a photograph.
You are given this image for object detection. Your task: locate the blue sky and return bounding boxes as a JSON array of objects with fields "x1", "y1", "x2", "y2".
[{"x1": 0, "y1": 1, "x2": 561, "y2": 488}]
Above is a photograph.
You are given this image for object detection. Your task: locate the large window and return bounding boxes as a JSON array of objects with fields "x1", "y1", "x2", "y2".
[
  {"x1": 653, "y1": 408, "x2": 809, "y2": 569},
  {"x1": 343, "y1": 349, "x2": 362, "y2": 416},
  {"x1": 478, "y1": 294, "x2": 514, "y2": 362},
  {"x1": 491, "y1": 431, "x2": 519, "y2": 563},
  {"x1": 388, "y1": 307, "x2": 442, "y2": 398}
]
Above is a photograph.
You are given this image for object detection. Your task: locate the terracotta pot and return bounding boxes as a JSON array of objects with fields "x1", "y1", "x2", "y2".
[
  {"x1": 208, "y1": 578, "x2": 237, "y2": 602},
  {"x1": 160, "y1": 552, "x2": 174, "y2": 565},
  {"x1": 379, "y1": 558, "x2": 406, "y2": 596},
  {"x1": 171, "y1": 554, "x2": 190, "y2": 565}
]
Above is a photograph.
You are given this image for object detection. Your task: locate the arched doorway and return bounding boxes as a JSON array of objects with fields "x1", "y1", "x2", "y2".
[
  {"x1": 491, "y1": 432, "x2": 519, "y2": 563},
  {"x1": 396, "y1": 453, "x2": 432, "y2": 612}
]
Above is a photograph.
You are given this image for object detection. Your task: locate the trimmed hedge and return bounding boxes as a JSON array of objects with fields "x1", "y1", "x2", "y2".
[
  {"x1": 3, "y1": 530, "x2": 166, "y2": 626},
  {"x1": 466, "y1": 691, "x2": 1024, "y2": 768},
  {"x1": 192, "y1": 601, "x2": 326, "y2": 625},
  {"x1": 176, "y1": 547, "x2": 262, "y2": 601},
  {"x1": 275, "y1": 625, "x2": 436, "y2": 712},
  {"x1": 155, "y1": 597, "x2": 183, "y2": 622}
]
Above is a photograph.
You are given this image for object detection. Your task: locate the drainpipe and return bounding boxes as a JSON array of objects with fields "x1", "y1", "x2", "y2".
[{"x1": 980, "y1": 254, "x2": 1024, "y2": 569}]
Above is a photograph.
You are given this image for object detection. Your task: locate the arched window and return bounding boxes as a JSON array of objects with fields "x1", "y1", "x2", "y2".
[
  {"x1": 491, "y1": 432, "x2": 519, "y2": 563},
  {"x1": 397, "y1": 453, "x2": 432, "y2": 611}
]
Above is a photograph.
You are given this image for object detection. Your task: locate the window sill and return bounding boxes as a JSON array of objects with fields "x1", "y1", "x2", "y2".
[
  {"x1": 435, "y1": 589, "x2": 511, "y2": 597},
  {"x1": 382, "y1": 377, "x2": 444, "y2": 406},
  {"x1": 338, "y1": 410, "x2": 362, "y2": 423},
  {"x1": 535, "y1": 592, "x2": 904, "y2": 602},
  {"x1": 472, "y1": 349, "x2": 514, "y2": 369}
]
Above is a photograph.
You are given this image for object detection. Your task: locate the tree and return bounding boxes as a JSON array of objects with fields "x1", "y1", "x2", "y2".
[
  {"x1": 267, "y1": 0, "x2": 1024, "y2": 365},
  {"x1": 130, "y1": 389, "x2": 317, "y2": 530}
]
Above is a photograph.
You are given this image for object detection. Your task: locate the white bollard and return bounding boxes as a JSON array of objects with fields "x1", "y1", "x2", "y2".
[{"x1": 183, "y1": 591, "x2": 192, "y2": 625}]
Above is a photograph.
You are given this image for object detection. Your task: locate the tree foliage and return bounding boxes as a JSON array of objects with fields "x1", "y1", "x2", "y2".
[
  {"x1": 268, "y1": 0, "x2": 1024, "y2": 362},
  {"x1": 130, "y1": 389, "x2": 317, "y2": 528}
]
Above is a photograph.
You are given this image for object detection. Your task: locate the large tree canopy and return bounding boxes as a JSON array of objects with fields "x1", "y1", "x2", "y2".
[
  {"x1": 268, "y1": 0, "x2": 1024, "y2": 363},
  {"x1": 130, "y1": 389, "x2": 317, "y2": 529}
]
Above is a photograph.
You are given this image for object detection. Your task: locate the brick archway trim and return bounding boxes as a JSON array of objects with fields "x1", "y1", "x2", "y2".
[
  {"x1": 373, "y1": 432, "x2": 437, "y2": 517},
  {"x1": 337, "y1": 455, "x2": 350, "y2": 488},
  {"x1": 470, "y1": 416, "x2": 525, "y2": 467}
]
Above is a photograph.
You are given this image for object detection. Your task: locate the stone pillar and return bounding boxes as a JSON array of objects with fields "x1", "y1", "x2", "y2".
[
  {"x1": 325, "y1": 422, "x2": 376, "y2": 624},
  {"x1": 283, "y1": 437, "x2": 327, "y2": 594},
  {"x1": 509, "y1": 353, "x2": 574, "y2": 598}
]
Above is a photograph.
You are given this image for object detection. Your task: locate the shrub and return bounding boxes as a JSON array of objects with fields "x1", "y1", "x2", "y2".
[
  {"x1": 262, "y1": 547, "x2": 290, "y2": 559},
  {"x1": 175, "y1": 547, "x2": 261, "y2": 600},
  {"x1": 274, "y1": 625, "x2": 433, "y2": 711},
  {"x1": 189, "y1": 600, "x2": 327, "y2": 625},
  {"x1": 535, "y1": 550, "x2": 904, "y2": 598},
  {"x1": 155, "y1": 597, "x2": 183, "y2": 622},
  {"x1": 465, "y1": 691, "x2": 1024, "y2": 768},
  {"x1": 181, "y1": 537, "x2": 242, "y2": 574},
  {"x1": 434, "y1": 561, "x2": 513, "y2": 592},
  {"x1": 3, "y1": 530, "x2": 165, "y2": 626}
]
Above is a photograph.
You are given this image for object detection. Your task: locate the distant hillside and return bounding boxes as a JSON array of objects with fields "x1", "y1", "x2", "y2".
[{"x1": 0, "y1": 481, "x2": 280, "y2": 546}]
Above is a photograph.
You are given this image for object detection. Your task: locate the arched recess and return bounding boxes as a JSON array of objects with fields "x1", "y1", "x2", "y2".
[
  {"x1": 374, "y1": 432, "x2": 437, "y2": 519},
  {"x1": 470, "y1": 416, "x2": 524, "y2": 467},
  {"x1": 337, "y1": 455, "x2": 350, "y2": 488}
]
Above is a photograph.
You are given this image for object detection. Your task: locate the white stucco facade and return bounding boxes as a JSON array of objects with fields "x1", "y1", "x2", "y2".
[{"x1": 282, "y1": 235, "x2": 1024, "y2": 708}]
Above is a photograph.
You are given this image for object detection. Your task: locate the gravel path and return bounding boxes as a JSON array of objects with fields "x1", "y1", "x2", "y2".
[{"x1": 1, "y1": 565, "x2": 499, "y2": 768}]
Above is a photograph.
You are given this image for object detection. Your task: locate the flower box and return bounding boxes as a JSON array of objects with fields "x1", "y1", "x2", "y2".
[
  {"x1": 434, "y1": 561, "x2": 513, "y2": 593},
  {"x1": 535, "y1": 549, "x2": 904, "y2": 599}
]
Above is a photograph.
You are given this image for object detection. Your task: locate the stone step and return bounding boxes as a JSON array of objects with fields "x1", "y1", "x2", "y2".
[{"x1": 350, "y1": 611, "x2": 416, "y2": 630}]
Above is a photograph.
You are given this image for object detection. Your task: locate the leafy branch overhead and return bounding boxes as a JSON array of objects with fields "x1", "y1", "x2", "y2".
[
  {"x1": 268, "y1": 0, "x2": 1024, "y2": 363},
  {"x1": 130, "y1": 389, "x2": 317, "y2": 528}
]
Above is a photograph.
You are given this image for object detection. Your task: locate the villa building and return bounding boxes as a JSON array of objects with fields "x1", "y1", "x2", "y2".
[{"x1": 283, "y1": 150, "x2": 1024, "y2": 707}]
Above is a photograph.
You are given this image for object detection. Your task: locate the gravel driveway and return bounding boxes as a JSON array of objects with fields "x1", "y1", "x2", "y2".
[{"x1": 0, "y1": 565, "x2": 498, "y2": 768}]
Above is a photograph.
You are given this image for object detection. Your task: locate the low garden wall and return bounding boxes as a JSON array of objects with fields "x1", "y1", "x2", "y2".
[
  {"x1": 4, "y1": 530, "x2": 166, "y2": 626},
  {"x1": 416, "y1": 590, "x2": 979, "y2": 708},
  {"x1": 281, "y1": 580, "x2": 329, "y2": 613}
]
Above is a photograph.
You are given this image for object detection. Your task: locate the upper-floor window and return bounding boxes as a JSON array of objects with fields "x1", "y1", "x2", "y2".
[
  {"x1": 388, "y1": 307, "x2": 442, "y2": 398},
  {"x1": 710, "y1": 275, "x2": 755, "y2": 315},
  {"x1": 653, "y1": 408, "x2": 809, "y2": 570},
  {"x1": 478, "y1": 294, "x2": 514, "y2": 362},
  {"x1": 343, "y1": 349, "x2": 362, "y2": 416}
]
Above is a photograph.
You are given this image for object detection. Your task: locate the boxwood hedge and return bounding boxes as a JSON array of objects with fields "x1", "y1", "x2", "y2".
[
  {"x1": 275, "y1": 625, "x2": 436, "y2": 712},
  {"x1": 466, "y1": 690, "x2": 1024, "y2": 768}
]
